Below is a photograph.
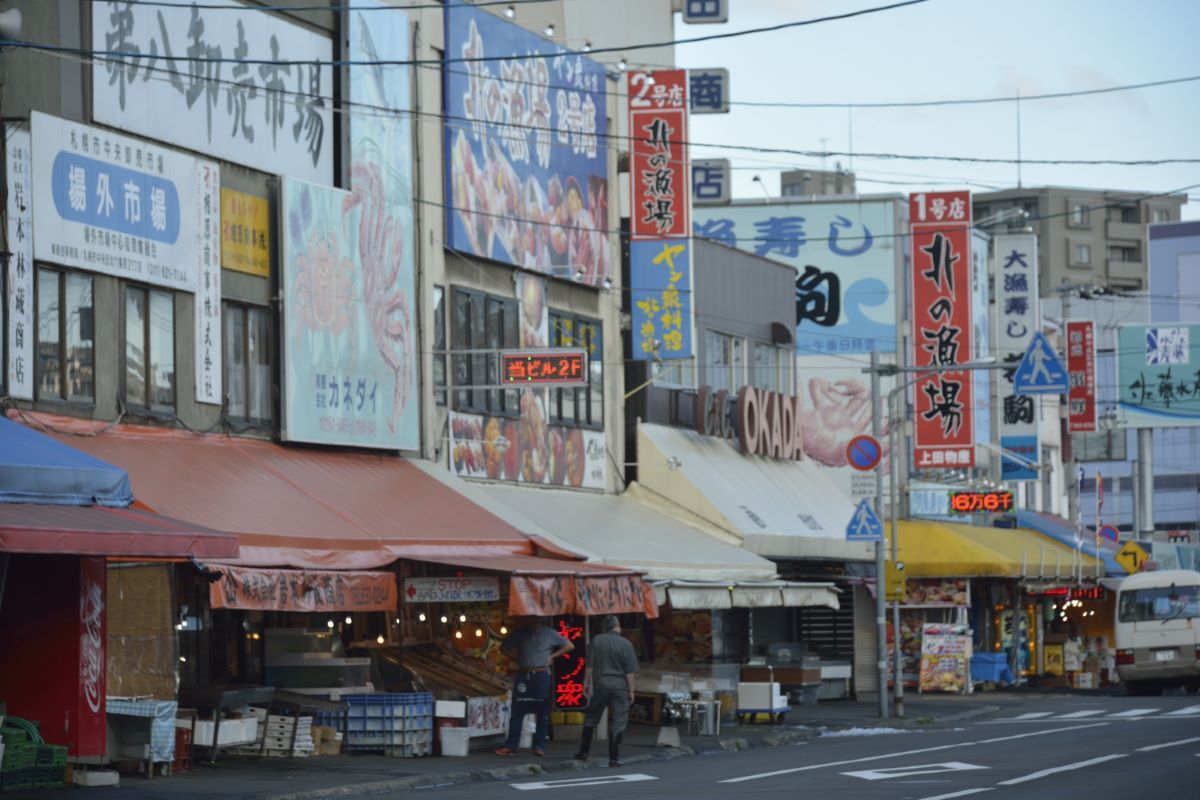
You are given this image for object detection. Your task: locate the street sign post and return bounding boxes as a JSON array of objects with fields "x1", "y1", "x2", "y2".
[
  {"x1": 884, "y1": 562, "x2": 906, "y2": 602},
  {"x1": 1099, "y1": 524, "x2": 1120, "y2": 543},
  {"x1": 846, "y1": 434, "x2": 883, "y2": 472},
  {"x1": 1115, "y1": 540, "x2": 1149, "y2": 574},
  {"x1": 847, "y1": 499, "x2": 884, "y2": 542},
  {"x1": 1013, "y1": 331, "x2": 1069, "y2": 395}
]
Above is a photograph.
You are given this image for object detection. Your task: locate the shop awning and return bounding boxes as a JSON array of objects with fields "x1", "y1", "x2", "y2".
[
  {"x1": 637, "y1": 423, "x2": 873, "y2": 562},
  {"x1": 207, "y1": 564, "x2": 397, "y2": 612},
  {"x1": 658, "y1": 580, "x2": 840, "y2": 610},
  {"x1": 0, "y1": 503, "x2": 237, "y2": 559},
  {"x1": 891, "y1": 520, "x2": 1103, "y2": 579},
  {"x1": 951, "y1": 524, "x2": 1104, "y2": 580},
  {"x1": 1016, "y1": 510, "x2": 1123, "y2": 576},
  {"x1": 0, "y1": 416, "x2": 132, "y2": 506},
  {"x1": 25, "y1": 413, "x2": 534, "y2": 569}
]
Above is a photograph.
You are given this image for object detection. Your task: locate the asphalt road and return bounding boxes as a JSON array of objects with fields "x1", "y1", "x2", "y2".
[{"x1": 415, "y1": 694, "x2": 1200, "y2": 800}]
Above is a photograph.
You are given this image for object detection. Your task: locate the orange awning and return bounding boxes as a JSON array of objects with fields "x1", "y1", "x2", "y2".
[{"x1": 29, "y1": 413, "x2": 534, "y2": 570}]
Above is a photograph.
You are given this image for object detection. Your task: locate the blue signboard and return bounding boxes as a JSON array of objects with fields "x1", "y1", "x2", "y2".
[
  {"x1": 1013, "y1": 331, "x2": 1069, "y2": 395},
  {"x1": 444, "y1": 0, "x2": 610, "y2": 286},
  {"x1": 1000, "y1": 434, "x2": 1038, "y2": 481},
  {"x1": 631, "y1": 239, "x2": 693, "y2": 360},
  {"x1": 50, "y1": 152, "x2": 181, "y2": 243},
  {"x1": 846, "y1": 499, "x2": 884, "y2": 542}
]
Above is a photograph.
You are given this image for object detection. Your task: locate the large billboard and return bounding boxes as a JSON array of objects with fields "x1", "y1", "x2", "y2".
[
  {"x1": 92, "y1": 0, "x2": 334, "y2": 185},
  {"x1": 444, "y1": 0, "x2": 610, "y2": 286},
  {"x1": 1116, "y1": 323, "x2": 1200, "y2": 428},
  {"x1": 692, "y1": 200, "x2": 897, "y2": 355},
  {"x1": 995, "y1": 234, "x2": 1040, "y2": 479}
]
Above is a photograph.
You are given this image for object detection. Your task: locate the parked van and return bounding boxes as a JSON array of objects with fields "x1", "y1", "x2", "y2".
[{"x1": 1114, "y1": 569, "x2": 1200, "y2": 696}]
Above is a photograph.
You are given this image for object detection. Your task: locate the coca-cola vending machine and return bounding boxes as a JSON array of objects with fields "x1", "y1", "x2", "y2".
[{"x1": 0, "y1": 555, "x2": 107, "y2": 757}]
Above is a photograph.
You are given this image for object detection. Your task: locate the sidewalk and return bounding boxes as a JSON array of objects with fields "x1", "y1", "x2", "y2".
[{"x1": 4, "y1": 697, "x2": 1003, "y2": 800}]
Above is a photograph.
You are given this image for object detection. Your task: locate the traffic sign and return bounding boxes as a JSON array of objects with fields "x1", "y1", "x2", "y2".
[
  {"x1": 1099, "y1": 524, "x2": 1120, "y2": 543},
  {"x1": 1013, "y1": 331, "x2": 1069, "y2": 395},
  {"x1": 1115, "y1": 540, "x2": 1150, "y2": 574},
  {"x1": 846, "y1": 435, "x2": 883, "y2": 472},
  {"x1": 847, "y1": 499, "x2": 884, "y2": 542}
]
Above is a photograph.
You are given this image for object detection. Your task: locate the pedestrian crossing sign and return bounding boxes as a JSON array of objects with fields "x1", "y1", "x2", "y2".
[
  {"x1": 846, "y1": 499, "x2": 884, "y2": 542},
  {"x1": 1013, "y1": 331, "x2": 1069, "y2": 395}
]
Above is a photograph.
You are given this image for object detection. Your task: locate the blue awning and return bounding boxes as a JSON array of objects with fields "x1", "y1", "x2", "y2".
[
  {"x1": 0, "y1": 417, "x2": 132, "y2": 507},
  {"x1": 1015, "y1": 509, "x2": 1123, "y2": 576}
]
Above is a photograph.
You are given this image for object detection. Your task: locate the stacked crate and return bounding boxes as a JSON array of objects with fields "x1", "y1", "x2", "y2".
[
  {"x1": 34, "y1": 745, "x2": 67, "y2": 788},
  {"x1": 228, "y1": 708, "x2": 315, "y2": 758},
  {"x1": 0, "y1": 729, "x2": 36, "y2": 792},
  {"x1": 343, "y1": 694, "x2": 433, "y2": 758}
]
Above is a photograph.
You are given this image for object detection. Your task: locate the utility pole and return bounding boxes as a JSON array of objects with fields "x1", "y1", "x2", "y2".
[
  {"x1": 870, "y1": 352, "x2": 887, "y2": 720},
  {"x1": 1136, "y1": 429, "x2": 1154, "y2": 542}
]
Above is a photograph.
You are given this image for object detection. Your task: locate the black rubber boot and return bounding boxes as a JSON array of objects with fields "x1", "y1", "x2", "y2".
[
  {"x1": 608, "y1": 732, "x2": 622, "y2": 767},
  {"x1": 573, "y1": 726, "x2": 594, "y2": 761}
]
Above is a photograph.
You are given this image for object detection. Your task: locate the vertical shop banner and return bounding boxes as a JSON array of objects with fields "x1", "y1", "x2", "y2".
[
  {"x1": 693, "y1": 200, "x2": 896, "y2": 355},
  {"x1": 77, "y1": 557, "x2": 107, "y2": 757},
  {"x1": 92, "y1": 0, "x2": 334, "y2": 185},
  {"x1": 1116, "y1": 323, "x2": 1200, "y2": 427},
  {"x1": 5, "y1": 123, "x2": 33, "y2": 399},
  {"x1": 281, "y1": 178, "x2": 410, "y2": 449},
  {"x1": 194, "y1": 161, "x2": 221, "y2": 405},
  {"x1": 444, "y1": 0, "x2": 610, "y2": 285},
  {"x1": 31, "y1": 111, "x2": 200, "y2": 292},
  {"x1": 995, "y1": 234, "x2": 1040, "y2": 479},
  {"x1": 629, "y1": 69, "x2": 689, "y2": 238},
  {"x1": 631, "y1": 239, "x2": 693, "y2": 359},
  {"x1": 1066, "y1": 320, "x2": 1098, "y2": 433},
  {"x1": 909, "y1": 191, "x2": 974, "y2": 469},
  {"x1": 970, "y1": 230, "x2": 991, "y2": 468},
  {"x1": 348, "y1": 1, "x2": 418, "y2": 450},
  {"x1": 220, "y1": 188, "x2": 270, "y2": 277}
]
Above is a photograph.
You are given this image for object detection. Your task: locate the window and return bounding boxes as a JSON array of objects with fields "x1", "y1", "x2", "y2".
[
  {"x1": 548, "y1": 311, "x2": 604, "y2": 428},
  {"x1": 1119, "y1": 204, "x2": 1140, "y2": 224},
  {"x1": 223, "y1": 302, "x2": 271, "y2": 423},
  {"x1": 1072, "y1": 243, "x2": 1091, "y2": 266},
  {"x1": 35, "y1": 267, "x2": 94, "y2": 403},
  {"x1": 703, "y1": 329, "x2": 744, "y2": 393},
  {"x1": 1107, "y1": 244, "x2": 1140, "y2": 263},
  {"x1": 451, "y1": 288, "x2": 517, "y2": 415},
  {"x1": 1152, "y1": 208, "x2": 1171, "y2": 224},
  {"x1": 432, "y1": 286, "x2": 447, "y2": 406},
  {"x1": 1118, "y1": 585, "x2": 1200, "y2": 623},
  {"x1": 1069, "y1": 204, "x2": 1090, "y2": 227},
  {"x1": 753, "y1": 342, "x2": 793, "y2": 394},
  {"x1": 124, "y1": 285, "x2": 175, "y2": 411}
]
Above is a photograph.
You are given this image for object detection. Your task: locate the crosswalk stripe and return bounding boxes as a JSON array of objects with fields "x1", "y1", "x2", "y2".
[
  {"x1": 1058, "y1": 710, "x2": 1106, "y2": 718},
  {"x1": 1164, "y1": 705, "x2": 1200, "y2": 716},
  {"x1": 1011, "y1": 712, "x2": 1055, "y2": 720},
  {"x1": 1109, "y1": 708, "x2": 1157, "y2": 717}
]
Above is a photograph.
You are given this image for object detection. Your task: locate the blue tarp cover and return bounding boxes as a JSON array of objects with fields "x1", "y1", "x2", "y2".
[{"x1": 0, "y1": 417, "x2": 132, "y2": 507}]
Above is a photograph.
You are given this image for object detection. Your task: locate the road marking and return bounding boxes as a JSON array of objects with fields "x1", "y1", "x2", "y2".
[
  {"x1": 511, "y1": 774, "x2": 657, "y2": 791},
  {"x1": 997, "y1": 754, "x2": 1127, "y2": 785},
  {"x1": 1165, "y1": 705, "x2": 1200, "y2": 716},
  {"x1": 718, "y1": 723, "x2": 1109, "y2": 784},
  {"x1": 1010, "y1": 712, "x2": 1054, "y2": 720},
  {"x1": 1136, "y1": 736, "x2": 1200, "y2": 752},
  {"x1": 1058, "y1": 710, "x2": 1106, "y2": 718},
  {"x1": 1109, "y1": 708, "x2": 1157, "y2": 717},
  {"x1": 841, "y1": 762, "x2": 988, "y2": 781},
  {"x1": 914, "y1": 789, "x2": 994, "y2": 800}
]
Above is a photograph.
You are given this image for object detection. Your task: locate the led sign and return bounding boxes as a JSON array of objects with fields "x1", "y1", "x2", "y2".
[
  {"x1": 500, "y1": 349, "x2": 588, "y2": 387},
  {"x1": 949, "y1": 490, "x2": 1014, "y2": 514}
]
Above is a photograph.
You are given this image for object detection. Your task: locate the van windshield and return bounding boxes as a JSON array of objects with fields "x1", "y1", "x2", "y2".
[{"x1": 1118, "y1": 585, "x2": 1200, "y2": 622}]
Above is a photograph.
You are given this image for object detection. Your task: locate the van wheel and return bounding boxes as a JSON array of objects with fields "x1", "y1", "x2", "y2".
[{"x1": 1125, "y1": 681, "x2": 1162, "y2": 697}]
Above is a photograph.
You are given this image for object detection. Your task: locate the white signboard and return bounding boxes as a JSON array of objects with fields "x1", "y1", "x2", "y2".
[
  {"x1": 92, "y1": 0, "x2": 334, "y2": 185},
  {"x1": 5, "y1": 123, "x2": 33, "y2": 399},
  {"x1": 403, "y1": 576, "x2": 501, "y2": 603},
  {"x1": 31, "y1": 111, "x2": 200, "y2": 292},
  {"x1": 194, "y1": 162, "x2": 221, "y2": 404},
  {"x1": 466, "y1": 695, "x2": 509, "y2": 736},
  {"x1": 995, "y1": 234, "x2": 1040, "y2": 480}
]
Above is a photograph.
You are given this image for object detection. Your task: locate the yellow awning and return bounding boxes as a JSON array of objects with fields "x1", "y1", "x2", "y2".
[{"x1": 889, "y1": 520, "x2": 1104, "y2": 579}]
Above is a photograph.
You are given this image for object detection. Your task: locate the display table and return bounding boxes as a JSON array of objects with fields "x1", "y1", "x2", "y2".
[
  {"x1": 107, "y1": 698, "x2": 178, "y2": 778},
  {"x1": 177, "y1": 685, "x2": 275, "y2": 764}
]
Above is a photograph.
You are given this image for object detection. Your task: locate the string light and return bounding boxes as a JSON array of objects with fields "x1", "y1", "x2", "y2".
[
  {"x1": 500, "y1": 626, "x2": 508, "y2": 635},
  {"x1": 440, "y1": 615, "x2": 449, "y2": 624},
  {"x1": 459, "y1": 614, "x2": 467, "y2": 623},
  {"x1": 376, "y1": 634, "x2": 385, "y2": 644},
  {"x1": 418, "y1": 613, "x2": 427, "y2": 622},
  {"x1": 475, "y1": 628, "x2": 484, "y2": 638},
  {"x1": 344, "y1": 615, "x2": 353, "y2": 624},
  {"x1": 454, "y1": 630, "x2": 463, "y2": 640},
  {"x1": 326, "y1": 620, "x2": 335, "y2": 629}
]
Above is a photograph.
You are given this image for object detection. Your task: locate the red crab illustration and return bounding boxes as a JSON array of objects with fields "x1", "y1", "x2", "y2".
[{"x1": 291, "y1": 229, "x2": 357, "y2": 347}]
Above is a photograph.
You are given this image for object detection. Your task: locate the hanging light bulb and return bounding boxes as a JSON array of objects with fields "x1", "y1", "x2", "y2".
[
  {"x1": 459, "y1": 614, "x2": 467, "y2": 623},
  {"x1": 440, "y1": 615, "x2": 449, "y2": 624},
  {"x1": 395, "y1": 618, "x2": 401, "y2": 625},
  {"x1": 344, "y1": 615, "x2": 353, "y2": 625},
  {"x1": 326, "y1": 619, "x2": 335, "y2": 629},
  {"x1": 454, "y1": 630, "x2": 463, "y2": 640},
  {"x1": 475, "y1": 628, "x2": 484, "y2": 638},
  {"x1": 376, "y1": 634, "x2": 385, "y2": 644},
  {"x1": 418, "y1": 613, "x2": 427, "y2": 622},
  {"x1": 500, "y1": 626, "x2": 508, "y2": 635}
]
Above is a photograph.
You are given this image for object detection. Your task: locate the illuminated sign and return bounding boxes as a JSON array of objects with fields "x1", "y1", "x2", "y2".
[
  {"x1": 500, "y1": 349, "x2": 588, "y2": 387},
  {"x1": 554, "y1": 618, "x2": 587, "y2": 709},
  {"x1": 949, "y1": 490, "x2": 1014, "y2": 514},
  {"x1": 1029, "y1": 586, "x2": 1104, "y2": 600}
]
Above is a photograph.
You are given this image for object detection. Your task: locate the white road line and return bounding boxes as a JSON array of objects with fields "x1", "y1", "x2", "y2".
[
  {"x1": 914, "y1": 789, "x2": 994, "y2": 800},
  {"x1": 718, "y1": 723, "x2": 1109, "y2": 784},
  {"x1": 1109, "y1": 708, "x2": 1158, "y2": 717},
  {"x1": 1058, "y1": 710, "x2": 1106, "y2": 718},
  {"x1": 1165, "y1": 705, "x2": 1200, "y2": 716},
  {"x1": 1010, "y1": 712, "x2": 1054, "y2": 720},
  {"x1": 1136, "y1": 737, "x2": 1200, "y2": 752},
  {"x1": 997, "y1": 754, "x2": 1127, "y2": 785},
  {"x1": 511, "y1": 774, "x2": 658, "y2": 791}
]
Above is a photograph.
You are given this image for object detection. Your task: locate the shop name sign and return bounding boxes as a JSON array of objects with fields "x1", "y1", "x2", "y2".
[
  {"x1": 404, "y1": 576, "x2": 500, "y2": 603},
  {"x1": 695, "y1": 385, "x2": 804, "y2": 460}
]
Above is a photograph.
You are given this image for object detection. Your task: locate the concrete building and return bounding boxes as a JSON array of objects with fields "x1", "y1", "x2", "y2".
[
  {"x1": 780, "y1": 165, "x2": 857, "y2": 198},
  {"x1": 973, "y1": 187, "x2": 1187, "y2": 294}
]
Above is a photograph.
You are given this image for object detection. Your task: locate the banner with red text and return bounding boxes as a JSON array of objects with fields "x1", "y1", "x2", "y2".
[
  {"x1": 209, "y1": 565, "x2": 398, "y2": 612},
  {"x1": 1067, "y1": 320, "x2": 1098, "y2": 433}
]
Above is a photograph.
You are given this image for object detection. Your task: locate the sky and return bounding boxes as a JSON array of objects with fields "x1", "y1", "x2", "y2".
[{"x1": 669, "y1": 0, "x2": 1200, "y2": 219}]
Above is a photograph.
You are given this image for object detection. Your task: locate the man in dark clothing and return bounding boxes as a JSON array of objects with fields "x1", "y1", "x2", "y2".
[
  {"x1": 495, "y1": 617, "x2": 573, "y2": 757},
  {"x1": 573, "y1": 615, "x2": 639, "y2": 767}
]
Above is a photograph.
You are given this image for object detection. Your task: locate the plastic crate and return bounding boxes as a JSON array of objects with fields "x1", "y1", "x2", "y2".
[
  {"x1": 33, "y1": 764, "x2": 65, "y2": 788},
  {"x1": 35, "y1": 745, "x2": 67, "y2": 766}
]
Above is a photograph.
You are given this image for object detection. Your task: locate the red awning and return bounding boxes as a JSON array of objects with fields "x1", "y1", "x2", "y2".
[
  {"x1": 0, "y1": 503, "x2": 238, "y2": 559},
  {"x1": 208, "y1": 565, "x2": 397, "y2": 612},
  {"x1": 25, "y1": 413, "x2": 545, "y2": 569}
]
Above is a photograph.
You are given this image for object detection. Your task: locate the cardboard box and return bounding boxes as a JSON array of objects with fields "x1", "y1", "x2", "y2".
[{"x1": 1074, "y1": 672, "x2": 1095, "y2": 689}]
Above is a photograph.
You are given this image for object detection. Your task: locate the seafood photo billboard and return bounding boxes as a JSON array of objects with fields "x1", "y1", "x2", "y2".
[{"x1": 444, "y1": 0, "x2": 610, "y2": 285}]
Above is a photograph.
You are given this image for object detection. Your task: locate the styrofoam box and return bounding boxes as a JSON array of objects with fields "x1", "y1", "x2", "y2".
[
  {"x1": 435, "y1": 700, "x2": 466, "y2": 718},
  {"x1": 190, "y1": 718, "x2": 259, "y2": 746},
  {"x1": 439, "y1": 727, "x2": 470, "y2": 757}
]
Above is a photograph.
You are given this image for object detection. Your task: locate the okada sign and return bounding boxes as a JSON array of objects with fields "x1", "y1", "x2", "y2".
[{"x1": 695, "y1": 385, "x2": 804, "y2": 460}]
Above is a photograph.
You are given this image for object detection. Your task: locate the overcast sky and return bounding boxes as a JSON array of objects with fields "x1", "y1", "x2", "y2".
[{"x1": 670, "y1": 0, "x2": 1200, "y2": 218}]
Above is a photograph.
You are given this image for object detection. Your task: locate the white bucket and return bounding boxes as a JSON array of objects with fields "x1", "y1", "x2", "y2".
[{"x1": 439, "y1": 727, "x2": 470, "y2": 758}]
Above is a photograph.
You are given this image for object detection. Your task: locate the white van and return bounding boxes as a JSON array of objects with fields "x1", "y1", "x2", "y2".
[{"x1": 1115, "y1": 569, "x2": 1200, "y2": 696}]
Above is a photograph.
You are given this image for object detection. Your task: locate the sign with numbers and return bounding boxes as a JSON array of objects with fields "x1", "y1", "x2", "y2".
[
  {"x1": 629, "y1": 69, "x2": 690, "y2": 239},
  {"x1": 501, "y1": 349, "x2": 588, "y2": 387}
]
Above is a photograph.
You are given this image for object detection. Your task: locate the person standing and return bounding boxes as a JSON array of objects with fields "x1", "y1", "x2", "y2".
[
  {"x1": 573, "y1": 615, "x2": 639, "y2": 767},
  {"x1": 495, "y1": 617, "x2": 573, "y2": 757}
]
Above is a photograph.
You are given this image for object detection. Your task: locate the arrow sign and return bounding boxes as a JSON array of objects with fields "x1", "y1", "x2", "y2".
[
  {"x1": 1014, "y1": 331, "x2": 1070, "y2": 395},
  {"x1": 841, "y1": 762, "x2": 989, "y2": 781},
  {"x1": 846, "y1": 434, "x2": 883, "y2": 472},
  {"x1": 846, "y1": 499, "x2": 884, "y2": 542},
  {"x1": 1115, "y1": 540, "x2": 1149, "y2": 574}
]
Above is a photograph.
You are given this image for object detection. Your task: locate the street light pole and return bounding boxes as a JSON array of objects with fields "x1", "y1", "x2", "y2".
[{"x1": 871, "y1": 352, "x2": 887, "y2": 719}]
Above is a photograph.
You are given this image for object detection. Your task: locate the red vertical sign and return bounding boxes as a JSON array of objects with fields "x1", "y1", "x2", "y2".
[
  {"x1": 1067, "y1": 320, "x2": 1098, "y2": 433},
  {"x1": 629, "y1": 69, "x2": 689, "y2": 239},
  {"x1": 77, "y1": 557, "x2": 107, "y2": 757},
  {"x1": 909, "y1": 191, "x2": 975, "y2": 469}
]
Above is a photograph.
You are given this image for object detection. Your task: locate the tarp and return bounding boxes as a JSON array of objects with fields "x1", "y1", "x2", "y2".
[
  {"x1": 1016, "y1": 510, "x2": 1123, "y2": 576},
  {"x1": 637, "y1": 423, "x2": 873, "y2": 561},
  {"x1": 891, "y1": 519, "x2": 1103, "y2": 579},
  {"x1": 208, "y1": 565, "x2": 398, "y2": 612},
  {"x1": 0, "y1": 503, "x2": 237, "y2": 558},
  {"x1": 950, "y1": 523, "x2": 1103, "y2": 580},
  {"x1": 0, "y1": 417, "x2": 132, "y2": 506}
]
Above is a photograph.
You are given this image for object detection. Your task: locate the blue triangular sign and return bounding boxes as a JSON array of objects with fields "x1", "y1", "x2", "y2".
[
  {"x1": 846, "y1": 499, "x2": 884, "y2": 542},
  {"x1": 1013, "y1": 331, "x2": 1069, "y2": 395}
]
